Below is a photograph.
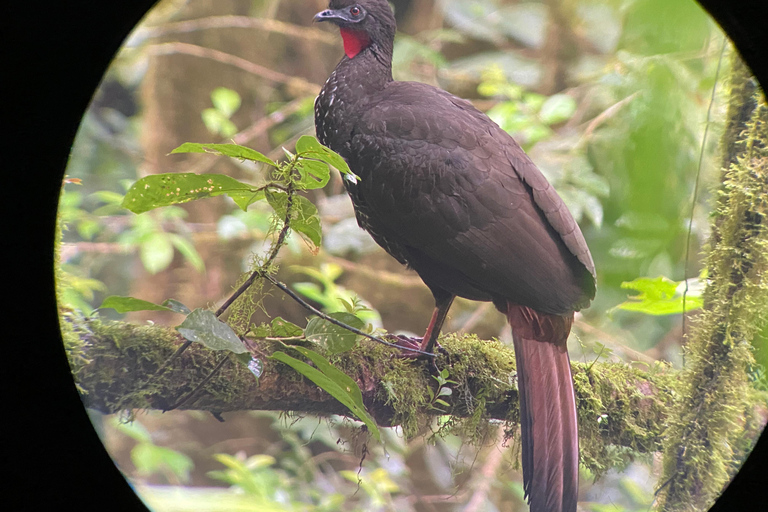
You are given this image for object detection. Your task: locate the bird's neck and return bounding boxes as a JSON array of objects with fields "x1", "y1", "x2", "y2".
[
  {"x1": 315, "y1": 39, "x2": 393, "y2": 152},
  {"x1": 334, "y1": 40, "x2": 393, "y2": 92}
]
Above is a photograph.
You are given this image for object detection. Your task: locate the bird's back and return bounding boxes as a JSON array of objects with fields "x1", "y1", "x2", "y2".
[{"x1": 334, "y1": 80, "x2": 594, "y2": 314}]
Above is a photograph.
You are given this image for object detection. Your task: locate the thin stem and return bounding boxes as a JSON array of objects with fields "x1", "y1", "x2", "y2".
[
  {"x1": 263, "y1": 274, "x2": 436, "y2": 357},
  {"x1": 164, "y1": 353, "x2": 231, "y2": 411},
  {"x1": 683, "y1": 36, "x2": 727, "y2": 337}
]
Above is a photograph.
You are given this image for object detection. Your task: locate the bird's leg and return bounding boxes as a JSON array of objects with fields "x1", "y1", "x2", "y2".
[
  {"x1": 385, "y1": 292, "x2": 454, "y2": 358},
  {"x1": 420, "y1": 293, "x2": 455, "y2": 354}
]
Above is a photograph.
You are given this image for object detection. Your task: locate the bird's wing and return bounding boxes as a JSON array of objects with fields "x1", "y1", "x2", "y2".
[{"x1": 350, "y1": 82, "x2": 594, "y2": 313}]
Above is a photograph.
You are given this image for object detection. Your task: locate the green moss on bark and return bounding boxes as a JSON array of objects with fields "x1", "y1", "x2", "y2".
[{"x1": 657, "y1": 53, "x2": 768, "y2": 511}]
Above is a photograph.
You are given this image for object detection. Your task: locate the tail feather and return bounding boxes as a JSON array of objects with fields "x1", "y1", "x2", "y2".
[{"x1": 508, "y1": 302, "x2": 578, "y2": 512}]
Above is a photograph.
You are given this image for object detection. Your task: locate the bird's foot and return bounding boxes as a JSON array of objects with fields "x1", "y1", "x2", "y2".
[
  {"x1": 384, "y1": 335, "x2": 446, "y2": 374},
  {"x1": 384, "y1": 334, "x2": 429, "y2": 358}
]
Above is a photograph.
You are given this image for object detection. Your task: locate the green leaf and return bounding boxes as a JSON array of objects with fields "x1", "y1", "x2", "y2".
[
  {"x1": 100, "y1": 295, "x2": 173, "y2": 313},
  {"x1": 265, "y1": 190, "x2": 322, "y2": 248},
  {"x1": 122, "y1": 173, "x2": 263, "y2": 214},
  {"x1": 295, "y1": 159, "x2": 331, "y2": 190},
  {"x1": 270, "y1": 348, "x2": 380, "y2": 441},
  {"x1": 305, "y1": 312, "x2": 364, "y2": 354},
  {"x1": 614, "y1": 276, "x2": 703, "y2": 316},
  {"x1": 538, "y1": 93, "x2": 577, "y2": 125},
  {"x1": 177, "y1": 308, "x2": 247, "y2": 354},
  {"x1": 168, "y1": 233, "x2": 205, "y2": 272},
  {"x1": 140, "y1": 232, "x2": 174, "y2": 274},
  {"x1": 270, "y1": 317, "x2": 304, "y2": 337},
  {"x1": 295, "y1": 135, "x2": 356, "y2": 178},
  {"x1": 170, "y1": 142, "x2": 277, "y2": 167},
  {"x1": 162, "y1": 299, "x2": 191, "y2": 315},
  {"x1": 131, "y1": 443, "x2": 194, "y2": 483},
  {"x1": 210, "y1": 87, "x2": 241, "y2": 118},
  {"x1": 201, "y1": 109, "x2": 237, "y2": 138}
]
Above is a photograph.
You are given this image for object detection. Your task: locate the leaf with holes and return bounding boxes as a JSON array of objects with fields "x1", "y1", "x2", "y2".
[
  {"x1": 122, "y1": 173, "x2": 263, "y2": 214},
  {"x1": 177, "y1": 308, "x2": 247, "y2": 354}
]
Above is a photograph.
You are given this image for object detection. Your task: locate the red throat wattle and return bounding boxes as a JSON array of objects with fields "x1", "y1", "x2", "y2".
[{"x1": 340, "y1": 27, "x2": 370, "y2": 58}]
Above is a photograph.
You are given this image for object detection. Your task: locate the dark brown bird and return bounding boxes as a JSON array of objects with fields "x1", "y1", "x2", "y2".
[{"x1": 313, "y1": 2, "x2": 595, "y2": 511}]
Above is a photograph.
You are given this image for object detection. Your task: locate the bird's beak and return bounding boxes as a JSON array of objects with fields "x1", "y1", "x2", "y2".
[{"x1": 314, "y1": 8, "x2": 349, "y2": 24}]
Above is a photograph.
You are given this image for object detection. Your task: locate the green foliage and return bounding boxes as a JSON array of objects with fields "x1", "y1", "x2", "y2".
[
  {"x1": 614, "y1": 276, "x2": 703, "y2": 315},
  {"x1": 305, "y1": 312, "x2": 364, "y2": 354},
  {"x1": 114, "y1": 418, "x2": 194, "y2": 484},
  {"x1": 265, "y1": 189, "x2": 323, "y2": 248},
  {"x1": 117, "y1": 205, "x2": 205, "y2": 274},
  {"x1": 270, "y1": 346, "x2": 381, "y2": 441},
  {"x1": 177, "y1": 308, "x2": 248, "y2": 354},
  {"x1": 479, "y1": 65, "x2": 577, "y2": 146},
  {"x1": 292, "y1": 262, "x2": 382, "y2": 328},
  {"x1": 123, "y1": 172, "x2": 265, "y2": 214},
  {"x1": 425, "y1": 368, "x2": 457, "y2": 411},
  {"x1": 202, "y1": 87, "x2": 241, "y2": 138},
  {"x1": 100, "y1": 295, "x2": 175, "y2": 313},
  {"x1": 207, "y1": 453, "x2": 281, "y2": 500}
]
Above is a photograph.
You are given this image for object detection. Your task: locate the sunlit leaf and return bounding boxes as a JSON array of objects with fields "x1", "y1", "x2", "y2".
[
  {"x1": 539, "y1": 94, "x2": 577, "y2": 125},
  {"x1": 122, "y1": 173, "x2": 263, "y2": 214},
  {"x1": 295, "y1": 135, "x2": 355, "y2": 178},
  {"x1": 170, "y1": 142, "x2": 276, "y2": 167},
  {"x1": 100, "y1": 295, "x2": 173, "y2": 313},
  {"x1": 210, "y1": 87, "x2": 241, "y2": 118},
  {"x1": 140, "y1": 232, "x2": 174, "y2": 274},
  {"x1": 614, "y1": 276, "x2": 703, "y2": 315}
]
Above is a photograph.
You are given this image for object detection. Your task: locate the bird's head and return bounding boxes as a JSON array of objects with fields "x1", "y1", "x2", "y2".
[{"x1": 314, "y1": 0, "x2": 396, "y2": 59}]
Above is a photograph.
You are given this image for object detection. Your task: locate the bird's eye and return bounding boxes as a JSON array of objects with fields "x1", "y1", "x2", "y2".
[{"x1": 350, "y1": 6, "x2": 361, "y2": 17}]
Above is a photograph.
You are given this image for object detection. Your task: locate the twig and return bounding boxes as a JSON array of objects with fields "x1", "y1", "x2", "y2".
[
  {"x1": 164, "y1": 353, "x2": 231, "y2": 411},
  {"x1": 579, "y1": 92, "x2": 639, "y2": 143},
  {"x1": 216, "y1": 181, "x2": 296, "y2": 318},
  {"x1": 186, "y1": 98, "x2": 310, "y2": 176},
  {"x1": 462, "y1": 427, "x2": 508, "y2": 512},
  {"x1": 263, "y1": 273, "x2": 435, "y2": 357},
  {"x1": 148, "y1": 42, "x2": 321, "y2": 95},
  {"x1": 325, "y1": 255, "x2": 426, "y2": 288},
  {"x1": 682, "y1": 36, "x2": 726, "y2": 337},
  {"x1": 456, "y1": 302, "x2": 493, "y2": 335},
  {"x1": 134, "y1": 15, "x2": 337, "y2": 45}
]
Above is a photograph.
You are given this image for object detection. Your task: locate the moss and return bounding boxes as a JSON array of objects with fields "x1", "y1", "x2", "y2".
[
  {"x1": 574, "y1": 360, "x2": 676, "y2": 476},
  {"x1": 657, "y1": 55, "x2": 768, "y2": 511}
]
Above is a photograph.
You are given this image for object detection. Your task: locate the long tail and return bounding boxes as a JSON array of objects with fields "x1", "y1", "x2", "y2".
[{"x1": 507, "y1": 302, "x2": 578, "y2": 512}]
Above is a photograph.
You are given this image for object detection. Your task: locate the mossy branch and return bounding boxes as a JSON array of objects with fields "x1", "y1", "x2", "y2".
[
  {"x1": 68, "y1": 315, "x2": 684, "y2": 477},
  {"x1": 656, "y1": 53, "x2": 768, "y2": 511}
]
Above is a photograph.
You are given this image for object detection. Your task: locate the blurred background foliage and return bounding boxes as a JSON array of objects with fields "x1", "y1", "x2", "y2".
[{"x1": 59, "y1": 0, "x2": 764, "y2": 510}]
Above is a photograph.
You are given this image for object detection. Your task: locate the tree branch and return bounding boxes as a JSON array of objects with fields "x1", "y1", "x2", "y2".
[{"x1": 68, "y1": 316, "x2": 687, "y2": 475}]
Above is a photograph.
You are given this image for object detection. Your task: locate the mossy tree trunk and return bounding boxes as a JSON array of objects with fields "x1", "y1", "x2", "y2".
[{"x1": 656, "y1": 52, "x2": 768, "y2": 512}]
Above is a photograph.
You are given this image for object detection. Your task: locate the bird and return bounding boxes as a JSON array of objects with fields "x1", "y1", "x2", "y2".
[{"x1": 313, "y1": 1, "x2": 596, "y2": 511}]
